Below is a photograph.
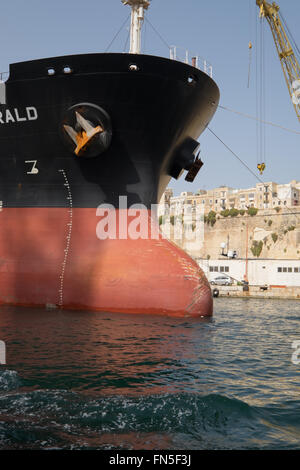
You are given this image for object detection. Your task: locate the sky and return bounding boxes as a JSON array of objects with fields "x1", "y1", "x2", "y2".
[{"x1": 0, "y1": 0, "x2": 299, "y2": 195}]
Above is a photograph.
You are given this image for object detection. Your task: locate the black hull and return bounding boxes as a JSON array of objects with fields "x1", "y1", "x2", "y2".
[{"x1": 0, "y1": 53, "x2": 219, "y2": 208}]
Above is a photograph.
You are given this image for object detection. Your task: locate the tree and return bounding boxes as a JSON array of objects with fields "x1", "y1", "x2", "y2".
[
  {"x1": 206, "y1": 211, "x2": 217, "y2": 226},
  {"x1": 220, "y1": 209, "x2": 230, "y2": 217},
  {"x1": 247, "y1": 207, "x2": 258, "y2": 216},
  {"x1": 251, "y1": 240, "x2": 263, "y2": 257},
  {"x1": 229, "y1": 208, "x2": 239, "y2": 217}
]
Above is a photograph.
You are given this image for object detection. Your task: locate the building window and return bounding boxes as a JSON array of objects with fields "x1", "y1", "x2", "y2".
[
  {"x1": 220, "y1": 266, "x2": 224, "y2": 272},
  {"x1": 278, "y1": 267, "x2": 299, "y2": 273},
  {"x1": 214, "y1": 266, "x2": 218, "y2": 272},
  {"x1": 225, "y1": 266, "x2": 229, "y2": 272},
  {"x1": 209, "y1": 266, "x2": 214, "y2": 272}
]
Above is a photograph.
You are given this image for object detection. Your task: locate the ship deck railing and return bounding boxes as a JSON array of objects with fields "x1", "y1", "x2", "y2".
[
  {"x1": 0, "y1": 72, "x2": 9, "y2": 82},
  {"x1": 169, "y1": 46, "x2": 213, "y2": 78}
]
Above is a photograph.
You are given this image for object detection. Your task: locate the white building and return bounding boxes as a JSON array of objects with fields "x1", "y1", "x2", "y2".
[{"x1": 197, "y1": 258, "x2": 300, "y2": 287}]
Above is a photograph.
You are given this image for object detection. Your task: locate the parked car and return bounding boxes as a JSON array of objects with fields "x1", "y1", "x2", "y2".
[{"x1": 210, "y1": 275, "x2": 232, "y2": 286}]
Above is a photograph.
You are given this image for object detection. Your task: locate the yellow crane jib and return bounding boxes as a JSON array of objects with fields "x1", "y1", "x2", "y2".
[
  {"x1": 257, "y1": 163, "x2": 266, "y2": 175},
  {"x1": 256, "y1": 0, "x2": 300, "y2": 123},
  {"x1": 256, "y1": 0, "x2": 279, "y2": 18}
]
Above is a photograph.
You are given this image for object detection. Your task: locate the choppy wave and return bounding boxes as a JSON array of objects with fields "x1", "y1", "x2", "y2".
[
  {"x1": 1, "y1": 299, "x2": 300, "y2": 450},
  {"x1": 0, "y1": 388, "x2": 299, "y2": 450}
]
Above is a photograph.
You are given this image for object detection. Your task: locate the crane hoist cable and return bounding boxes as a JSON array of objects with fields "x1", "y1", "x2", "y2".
[
  {"x1": 247, "y1": 0, "x2": 253, "y2": 88},
  {"x1": 255, "y1": 0, "x2": 300, "y2": 176},
  {"x1": 256, "y1": 13, "x2": 267, "y2": 175},
  {"x1": 248, "y1": 41, "x2": 253, "y2": 88},
  {"x1": 256, "y1": 0, "x2": 300, "y2": 123}
]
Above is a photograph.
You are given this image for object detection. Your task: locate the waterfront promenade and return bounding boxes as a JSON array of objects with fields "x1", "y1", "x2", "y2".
[{"x1": 215, "y1": 284, "x2": 300, "y2": 299}]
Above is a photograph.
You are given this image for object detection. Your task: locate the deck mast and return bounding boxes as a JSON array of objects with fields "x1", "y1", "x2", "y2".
[{"x1": 121, "y1": 0, "x2": 150, "y2": 54}]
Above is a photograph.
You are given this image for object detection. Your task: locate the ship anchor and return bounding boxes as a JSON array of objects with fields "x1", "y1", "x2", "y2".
[{"x1": 63, "y1": 111, "x2": 104, "y2": 156}]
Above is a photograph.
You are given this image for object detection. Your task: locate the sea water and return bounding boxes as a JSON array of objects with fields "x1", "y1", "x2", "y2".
[{"x1": 0, "y1": 298, "x2": 299, "y2": 450}]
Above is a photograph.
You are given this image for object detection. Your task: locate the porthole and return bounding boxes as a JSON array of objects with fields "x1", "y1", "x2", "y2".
[
  {"x1": 187, "y1": 75, "x2": 198, "y2": 84},
  {"x1": 63, "y1": 66, "x2": 72, "y2": 74},
  {"x1": 129, "y1": 64, "x2": 139, "y2": 72}
]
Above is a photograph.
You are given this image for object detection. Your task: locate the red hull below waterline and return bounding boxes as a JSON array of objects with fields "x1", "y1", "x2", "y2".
[{"x1": 0, "y1": 208, "x2": 212, "y2": 317}]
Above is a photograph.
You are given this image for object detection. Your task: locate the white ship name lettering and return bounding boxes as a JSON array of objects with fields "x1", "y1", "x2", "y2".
[
  {"x1": 25, "y1": 160, "x2": 39, "y2": 174},
  {"x1": 0, "y1": 106, "x2": 38, "y2": 124}
]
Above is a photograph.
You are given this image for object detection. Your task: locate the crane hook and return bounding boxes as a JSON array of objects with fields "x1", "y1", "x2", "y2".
[{"x1": 257, "y1": 163, "x2": 266, "y2": 175}]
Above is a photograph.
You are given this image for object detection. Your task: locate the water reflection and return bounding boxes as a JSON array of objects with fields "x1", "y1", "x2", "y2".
[
  {"x1": 1, "y1": 299, "x2": 300, "y2": 450},
  {"x1": 0, "y1": 298, "x2": 299, "y2": 406},
  {"x1": 0, "y1": 307, "x2": 214, "y2": 395}
]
